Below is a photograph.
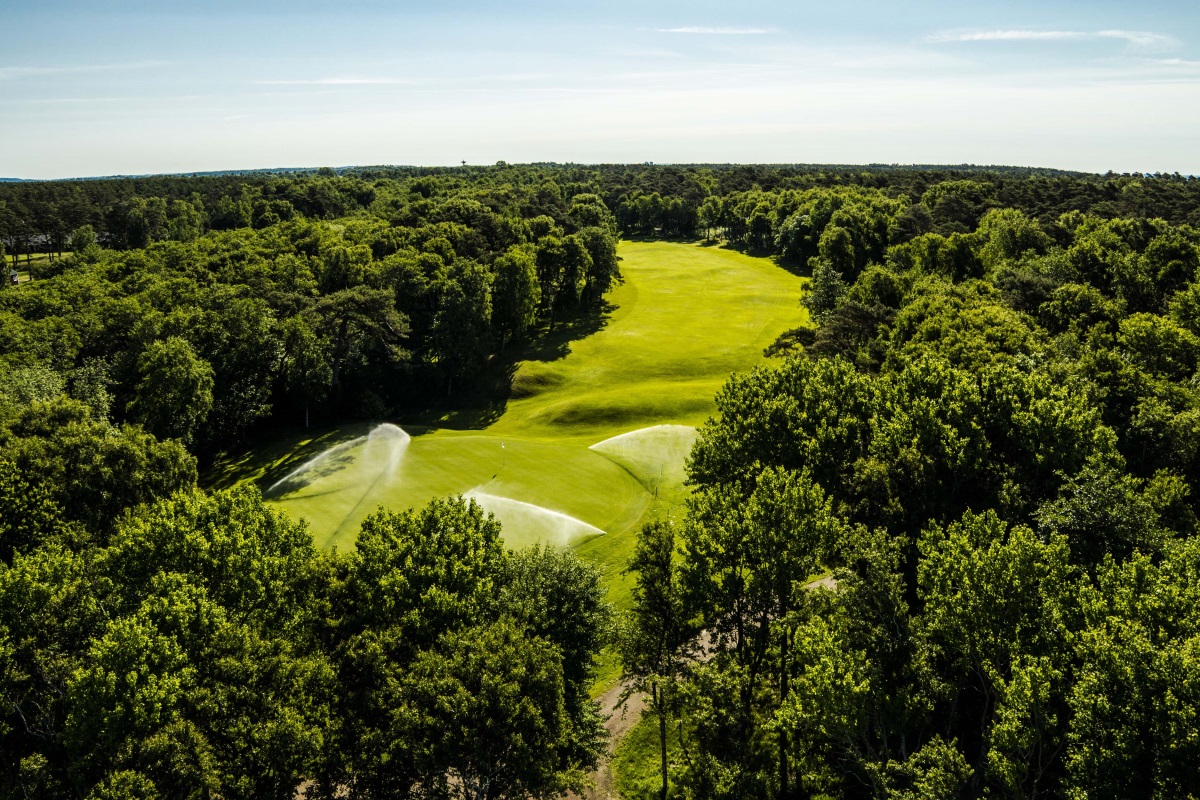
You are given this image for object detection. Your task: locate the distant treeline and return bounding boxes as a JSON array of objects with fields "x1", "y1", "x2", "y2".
[
  {"x1": 4, "y1": 164, "x2": 1200, "y2": 256},
  {"x1": 3, "y1": 165, "x2": 1199, "y2": 462}
]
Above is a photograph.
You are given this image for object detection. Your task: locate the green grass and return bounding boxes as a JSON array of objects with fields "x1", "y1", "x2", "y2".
[
  {"x1": 209, "y1": 240, "x2": 807, "y2": 610},
  {"x1": 7, "y1": 253, "x2": 71, "y2": 284},
  {"x1": 489, "y1": 241, "x2": 806, "y2": 442},
  {"x1": 612, "y1": 712, "x2": 684, "y2": 800},
  {"x1": 274, "y1": 430, "x2": 650, "y2": 552}
]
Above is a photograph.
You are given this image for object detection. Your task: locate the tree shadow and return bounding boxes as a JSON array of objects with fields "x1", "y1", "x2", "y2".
[
  {"x1": 711, "y1": 241, "x2": 809, "y2": 278},
  {"x1": 622, "y1": 232, "x2": 708, "y2": 245},
  {"x1": 519, "y1": 301, "x2": 615, "y2": 364},
  {"x1": 771, "y1": 255, "x2": 811, "y2": 279},
  {"x1": 205, "y1": 423, "x2": 370, "y2": 492},
  {"x1": 413, "y1": 300, "x2": 617, "y2": 430},
  {"x1": 261, "y1": 439, "x2": 362, "y2": 499}
]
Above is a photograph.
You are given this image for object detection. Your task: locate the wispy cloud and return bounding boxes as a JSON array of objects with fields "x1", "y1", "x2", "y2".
[
  {"x1": 0, "y1": 61, "x2": 167, "y2": 80},
  {"x1": 257, "y1": 74, "x2": 549, "y2": 89},
  {"x1": 611, "y1": 48, "x2": 688, "y2": 59},
  {"x1": 1096, "y1": 30, "x2": 1177, "y2": 47},
  {"x1": 653, "y1": 27, "x2": 775, "y2": 35},
  {"x1": 1148, "y1": 58, "x2": 1200, "y2": 68},
  {"x1": 257, "y1": 77, "x2": 416, "y2": 86},
  {"x1": 926, "y1": 29, "x2": 1174, "y2": 47},
  {"x1": 24, "y1": 97, "x2": 123, "y2": 104}
]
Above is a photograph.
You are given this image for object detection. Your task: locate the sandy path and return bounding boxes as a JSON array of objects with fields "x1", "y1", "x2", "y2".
[{"x1": 575, "y1": 679, "x2": 648, "y2": 800}]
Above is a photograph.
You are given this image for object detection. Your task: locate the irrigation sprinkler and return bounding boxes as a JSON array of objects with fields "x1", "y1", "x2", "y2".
[{"x1": 491, "y1": 442, "x2": 506, "y2": 482}]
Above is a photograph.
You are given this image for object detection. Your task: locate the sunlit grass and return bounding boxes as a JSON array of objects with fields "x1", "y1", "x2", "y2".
[{"x1": 209, "y1": 240, "x2": 807, "y2": 613}]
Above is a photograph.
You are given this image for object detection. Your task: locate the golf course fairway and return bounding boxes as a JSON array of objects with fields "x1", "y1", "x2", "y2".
[{"x1": 211, "y1": 240, "x2": 807, "y2": 606}]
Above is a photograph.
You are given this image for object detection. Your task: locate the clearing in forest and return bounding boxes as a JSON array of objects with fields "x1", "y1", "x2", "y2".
[{"x1": 211, "y1": 240, "x2": 806, "y2": 604}]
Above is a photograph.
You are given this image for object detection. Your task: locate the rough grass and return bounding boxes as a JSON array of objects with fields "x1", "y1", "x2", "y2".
[
  {"x1": 209, "y1": 241, "x2": 807, "y2": 608},
  {"x1": 612, "y1": 712, "x2": 684, "y2": 800}
]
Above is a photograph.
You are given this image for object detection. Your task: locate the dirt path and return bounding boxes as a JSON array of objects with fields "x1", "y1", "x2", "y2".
[
  {"x1": 576, "y1": 678, "x2": 647, "y2": 800},
  {"x1": 807, "y1": 573, "x2": 837, "y2": 590}
]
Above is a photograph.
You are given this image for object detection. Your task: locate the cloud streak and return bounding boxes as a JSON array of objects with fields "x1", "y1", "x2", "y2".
[
  {"x1": 257, "y1": 77, "x2": 416, "y2": 86},
  {"x1": 0, "y1": 61, "x2": 167, "y2": 81},
  {"x1": 926, "y1": 29, "x2": 1173, "y2": 47},
  {"x1": 654, "y1": 27, "x2": 775, "y2": 35}
]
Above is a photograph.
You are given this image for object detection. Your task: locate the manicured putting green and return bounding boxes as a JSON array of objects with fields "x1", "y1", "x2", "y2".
[{"x1": 220, "y1": 241, "x2": 807, "y2": 587}]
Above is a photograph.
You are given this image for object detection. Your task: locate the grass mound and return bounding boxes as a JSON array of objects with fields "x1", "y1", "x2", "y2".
[{"x1": 508, "y1": 366, "x2": 567, "y2": 399}]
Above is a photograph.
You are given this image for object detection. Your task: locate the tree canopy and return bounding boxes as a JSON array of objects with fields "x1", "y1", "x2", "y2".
[{"x1": 5, "y1": 163, "x2": 1200, "y2": 797}]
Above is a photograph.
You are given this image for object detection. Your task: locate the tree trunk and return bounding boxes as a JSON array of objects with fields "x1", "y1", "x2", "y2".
[
  {"x1": 655, "y1": 681, "x2": 669, "y2": 800},
  {"x1": 778, "y1": 620, "x2": 792, "y2": 799},
  {"x1": 331, "y1": 318, "x2": 350, "y2": 387}
]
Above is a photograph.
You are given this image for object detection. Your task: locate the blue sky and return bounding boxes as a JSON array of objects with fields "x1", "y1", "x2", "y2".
[{"x1": 2, "y1": 0, "x2": 1199, "y2": 178}]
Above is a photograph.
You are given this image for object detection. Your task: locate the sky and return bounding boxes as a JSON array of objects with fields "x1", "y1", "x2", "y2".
[{"x1": 2, "y1": 0, "x2": 1199, "y2": 178}]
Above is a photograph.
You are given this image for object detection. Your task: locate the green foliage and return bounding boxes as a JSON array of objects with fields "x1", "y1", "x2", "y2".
[
  {"x1": 620, "y1": 520, "x2": 692, "y2": 800},
  {"x1": 501, "y1": 543, "x2": 612, "y2": 709},
  {"x1": 1036, "y1": 455, "x2": 1188, "y2": 565},
  {"x1": 801, "y1": 259, "x2": 847, "y2": 323},
  {"x1": 492, "y1": 245, "x2": 540, "y2": 347},
  {"x1": 977, "y1": 207, "x2": 1052, "y2": 269},
  {"x1": 1, "y1": 486, "x2": 335, "y2": 799},
  {"x1": 0, "y1": 364, "x2": 65, "y2": 407},
  {"x1": 1, "y1": 486, "x2": 608, "y2": 798},
  {"x1": 0, "y1": 460, "x2": 74, "y2": 562},
  {"x1": 0, "y1": 398, "x2": 197, "y2": 533},
  {"x1": 621, "y1": 172, "x2": 1200, "y2": 798},
  {"x1": 9, "y1": 165, "x2": 1200, "y2": 798},
  {"x1": 1064, "y1": 540, "x2": 1200, "y2": 799},
  {"x1": 0, "y1": 170, "x2": 626, "y2": 448},
  {"x1": 393, "y1": 618, "x2": 578, "y2": 800},
  {"x1": 126, "y1": 336, "x2": 214, "y2": 444},
  {"x1": 331, "y1": 498, "x2": 607, "y2": 797}
]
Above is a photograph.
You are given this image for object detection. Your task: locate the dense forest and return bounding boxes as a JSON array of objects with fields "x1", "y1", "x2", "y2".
[
  {"x1": 3, "y1": 164, "x2": 1200, "y2": 797},
  {"x1": 1, "y1": 169, "x2": 622, "y2": 461}
]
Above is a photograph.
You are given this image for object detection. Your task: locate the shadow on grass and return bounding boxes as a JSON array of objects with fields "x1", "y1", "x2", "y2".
[
  {"x1": 771, "y1": 254, "x2": 811, "y2": 279},
  {"x1": 415, "y1": 301, "x2": 616, "y2": 430},
  {"x1": 261, "y1": 439, "x2": 362, "y2": 499},
  {"x1": 206, "y1": 301, "x2": 618, "y2": 484},
  {"x1": 205, "y1": 423, "x2": 371, "y2": 492},
  {"x1": 621, "y1": 232, "x2": 708, "y2": 245}
]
